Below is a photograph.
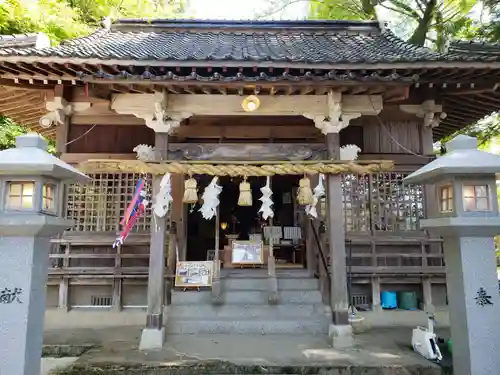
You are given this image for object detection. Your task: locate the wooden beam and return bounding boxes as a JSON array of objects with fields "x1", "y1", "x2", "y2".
[
  {"x1": 60, "y1": 153, "x2": 136, "y2": 164},
  {"x1": 71, "y1": 114, "x2": 145, "y2": 125},
  {"x1": 173, "y1": 125, "x2": 322, "y2": 139},
  {"x1": 0, "y1": 97, "x2": 43, "y2": 112},
  {"x1": 0, "y1": 79, "x2": 53, "y2": 91},
  {"x1": 358, "y1": 153, "x2": 433, "y2": 165},
  {"x1": 300, "y1": 86, "x2": 314, "y2": 95},
  {"x1": 3, "y1": 106, "x2": 44, "y2": 118},
  {"x1": 111, "y1": 93, "x2": 384, "y2": 117}
]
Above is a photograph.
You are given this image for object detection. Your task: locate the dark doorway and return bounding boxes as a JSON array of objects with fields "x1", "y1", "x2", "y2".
[
  {"x1": 185, "y1": 175, "x2": 303, "y2": 264},
  {"x1": 186, "y1": 176, "x2": 262, "y2": 261}
]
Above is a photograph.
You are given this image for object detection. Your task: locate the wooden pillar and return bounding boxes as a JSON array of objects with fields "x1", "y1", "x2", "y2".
[
  {"x1": 421, "y1": 124, "x2": 437, "y2": 219},
  {"x1": 171, "y1": 175, "x2": 185, "y2": 260},
  {"x1": 112, "y1": 244, "x2": 122, "y2": 311},
  {"x1": 420, "y1": 124, "x2": 438, "y2": 313},
  {"x1": 140, "y1": 132, "x2": 168, "y2": 349},
  {"x1": 211, "y1": 205, "x2": 222, "y2": 303},
  {"x1": 326, "y1": 133, "x2": 349, "y2": 325},
  {"x1": 166, "y1": 221, "x2": 177, "y2": 306},
  {"x1": 371, "y1": 277, "x2": 382, "y2": 312},
  {"x1": 306, "y1": 175, "x2": 319, "y2": 278},
  {"x1": 267, "y1": 177, "x2": 279, "y2": 304},
  {"x1": 422, "y1": 277, "x2": 434, "y2": 311},
  {"x1": 318, "y1": 225, "x2": 330, "y2": 305},
  {"x1": 55, "y1": 91, "x2": 70, "y2": 310}
]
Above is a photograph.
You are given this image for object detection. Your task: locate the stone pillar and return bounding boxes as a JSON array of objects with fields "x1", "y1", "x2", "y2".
[
  {"x1": 140, "y1": 132, "x2": 168, "y2": 350},
  {"x1": 0, "y1": 134, "x2": 89, "y2": 375},
  {"x1": 444, "y1": 237, "x2": 499, "y2": 375},
  {"x1": 326, "y1": 132, "x2": 353, "y2": 348},
  {"x1": 404, "y1": 135, "x2": 500, "y2": 375}
]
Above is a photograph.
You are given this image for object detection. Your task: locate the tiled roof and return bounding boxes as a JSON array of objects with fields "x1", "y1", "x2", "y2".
[
  {"x1": 0, "y1": 32, "x2": 50, "y2": 49},
  {"x1": 449, "y1": 40, "x2": 500, "y2": 56},
  {"x1": 0, "y1": 19, "x2": 497, "y2": 66}
]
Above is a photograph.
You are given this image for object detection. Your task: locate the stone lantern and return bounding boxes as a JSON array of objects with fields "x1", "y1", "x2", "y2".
[
  {"x1": 405, "y1": 135, "x2": 500, "y2": 375},
  {"x1": 0, "y1": 133, "x2": 89, "y2": 375}
]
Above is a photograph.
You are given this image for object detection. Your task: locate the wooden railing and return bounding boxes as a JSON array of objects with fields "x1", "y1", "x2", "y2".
[
  {"x1": 346, "y1": 237, "x2": 445, "y2": 276},
  {"x1": 313, "y1": 235, "x2": 445, "y2": 279},
  {"x1": 48, "y1": 232, "x2": 153, "y2": 310}
]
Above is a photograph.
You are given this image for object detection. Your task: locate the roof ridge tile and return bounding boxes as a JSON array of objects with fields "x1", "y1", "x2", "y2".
[{"x1": 0, "y1": 21, "x2": 498, "y2": 65}]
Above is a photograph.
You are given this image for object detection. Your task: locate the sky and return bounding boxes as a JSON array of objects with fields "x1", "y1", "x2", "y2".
[{"x1": 186, "y1": 0, "x2": 309, "y2": 20}]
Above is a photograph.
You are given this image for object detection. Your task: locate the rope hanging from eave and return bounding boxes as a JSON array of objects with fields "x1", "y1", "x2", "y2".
[{"x1": 79, "y1": 160, "x2": 394, "y2": 176}]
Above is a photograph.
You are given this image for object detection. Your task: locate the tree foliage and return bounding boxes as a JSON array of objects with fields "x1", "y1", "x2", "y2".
[
  {"x1": 0, "y1": 0, "x2": 90, "y2": 43},
  {"x1": 309, "y1": 0, "x2": 477, "y2": 51},
  {"x1": 0, "y1": 0, "x2": 187, "y2": 150},
  {"x1": 0, "y1": 0, "x2": 187, "y2": 43},
  {"x1": 0, "y1": 116, "x2": 55, "y2": 152},
  {"x1": 259, "y1": 1, "x2": 500, "y2": 144}
]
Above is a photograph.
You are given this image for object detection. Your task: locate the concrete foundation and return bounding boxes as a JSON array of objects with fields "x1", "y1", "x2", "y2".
[
  {"x1": 139, "y1": 327, "x2": 166, "y2": 350},
  {"x1": 43, "y1": 308, "x2": 451, "y2": 330},
  {"x1": 42, "y1": 327, "x2": 447, "y2": 375},
  {"x1": 329, "y1": 324, "x2": 354, "y2": 349}
]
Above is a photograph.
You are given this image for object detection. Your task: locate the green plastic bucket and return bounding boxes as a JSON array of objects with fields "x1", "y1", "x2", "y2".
[{"x1": 398, "y1": 291, "x2": 418, "y2": 310}]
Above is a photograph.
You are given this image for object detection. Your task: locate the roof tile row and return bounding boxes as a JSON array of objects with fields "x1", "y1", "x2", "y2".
[{"x1": 0, "y1": 20, "x2": 498, "y2": 65}]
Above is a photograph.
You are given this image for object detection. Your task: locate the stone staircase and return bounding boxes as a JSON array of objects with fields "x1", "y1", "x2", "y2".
[{"x1": 168, "y1": 269, "x2": 331, "y2": 335}]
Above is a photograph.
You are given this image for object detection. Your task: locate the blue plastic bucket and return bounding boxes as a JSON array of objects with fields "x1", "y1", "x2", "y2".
[{"x1": 381, "y1": 291, "x2": 397, "y2": 309}]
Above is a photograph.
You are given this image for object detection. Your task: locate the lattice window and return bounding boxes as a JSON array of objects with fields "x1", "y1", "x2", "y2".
[
  {"x1": 66, "y1": 173, "x2": 152, "y2": 232},
  {"x1": 370, "y1": 172, "x2": 424, "y2": 232},
  {"x1": 320, "y1": 172, "x2": 424, "y2": 233},
  {"x1": 342, "y1": 174, "x2": 370, "y2": 232}
]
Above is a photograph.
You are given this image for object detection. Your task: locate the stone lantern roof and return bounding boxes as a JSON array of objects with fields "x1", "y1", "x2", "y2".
[
  {"x1": 0, "y1": 133, "x2": 89, "y2": 183},
  {"x1": 404, "y1": 135, "x2": 500, "y2": 184}
]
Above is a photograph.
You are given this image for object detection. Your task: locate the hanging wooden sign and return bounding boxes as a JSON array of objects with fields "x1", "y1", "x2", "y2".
[
  {"x1": 175, "y1": 261, "x2": 213, "y2": 288},
  {"x1": 231, "y1": 240, "x2": 264, "y2": 265}
]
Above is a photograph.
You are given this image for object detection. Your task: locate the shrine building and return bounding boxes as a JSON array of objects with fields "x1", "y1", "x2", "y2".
[{"x1": 0, "y1": 19, "x2": 499, "y2": 339}]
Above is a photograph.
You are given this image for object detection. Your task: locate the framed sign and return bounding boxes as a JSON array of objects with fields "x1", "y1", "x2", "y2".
[
  {"x1": 175, "y1": 261, "x2": 213, "y2": 288},
  {"x1": 232, "y1": 240, "x2": 264, "y2": 265}
]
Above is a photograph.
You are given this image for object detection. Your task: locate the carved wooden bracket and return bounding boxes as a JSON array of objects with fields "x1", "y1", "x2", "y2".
[
  {"x1": 39, "y1": 98, "x2": 91, "y2": 129},
  {"x1": 399, "y1": 100, "x2": 447, "y2": 128},
  {"x1": 111, "y1": 91, "x2": 192, "y2": 133},
  {"x1": 303, "y1": 92, "x2": 366, "y2": 134},
  {"x1": 144, "y1": 112, "x2": 193, "y2": 133}
]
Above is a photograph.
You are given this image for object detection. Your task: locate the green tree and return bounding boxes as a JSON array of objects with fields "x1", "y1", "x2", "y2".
[
  {"x1": 257, "y1": 0, "x2": 477, "y2": 50},
  {"x1": 309, "y1": 0, "x2": 477, "y2": 51},
  {"x1": 0, "y1": 116, "x2": 55, "y2": 152},
  {"x1": 0, "y1": 0, "x2": 187, "y2": 145},
  {"x1": 0, "y1": 116, "x2": 26, "y2": 150},
  {"x1": 0, "y1": 0, "x2": 91, "y2": 43},
  {"x1": 66, "y1": 0, "x2": 187, "y2": 27}
]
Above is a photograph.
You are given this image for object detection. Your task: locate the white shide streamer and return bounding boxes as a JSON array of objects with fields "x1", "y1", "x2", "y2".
[
  {"x1": 199, "y1": 176, "x2": 222, "y2": 220},
  {"x1": 340, "y1": 144, "x2": 361, "y2": 161},
  {"x1": 133, "y1": 144, "x2": 156, "y2": 161},
  {"x1": 258, "y1": 176, "x2": 274, "y2": 220},
  {"x1": 305, "y1": 173, "x2": 325, "y2": 219},
  {"x1": 152, "y1": 173, "x2": 173, "y2": 218}
]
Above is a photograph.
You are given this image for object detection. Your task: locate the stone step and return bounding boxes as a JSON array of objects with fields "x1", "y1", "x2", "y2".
[
  {"x1": 167, "y1": 318, "x2": 329, "y2": 334},
  {"x1": 172, "y1": 290, "x2": 323, "y2": 305},
  {"x1": 169, "y1": 303, "x2": 330, "y2": 319},
  {"x1": 222, "y1": 277, "x2": 319, "y2": 291}
]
